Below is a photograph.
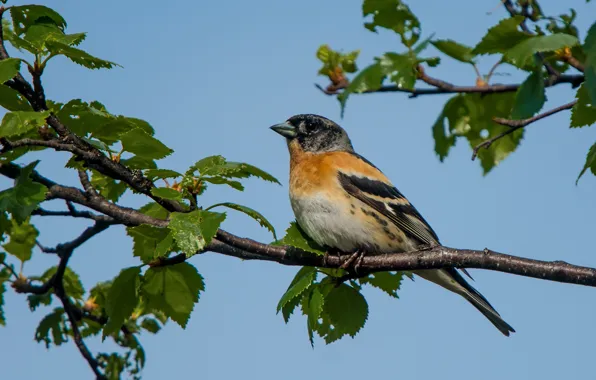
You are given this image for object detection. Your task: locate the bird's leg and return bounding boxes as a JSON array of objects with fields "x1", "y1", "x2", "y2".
[{"x1": 339, "y1": 250, "x2": 366, "y2": 274}]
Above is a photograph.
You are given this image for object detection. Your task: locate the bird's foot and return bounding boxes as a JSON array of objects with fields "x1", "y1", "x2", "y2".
[
  {"x1": 323, "y1": 247, "x2": 342, "y2": 267},
  {"x1": 340, "y1": 250, "x2": 366, "y2": 274},
  {"x1": 416, "y1": 242, "x2": 439, "y2": 252}
]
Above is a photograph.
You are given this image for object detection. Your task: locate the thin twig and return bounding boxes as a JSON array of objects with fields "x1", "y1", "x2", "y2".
[
  {"x1": 472, "y1": 100, "x2": 578, "y2": 160},
  {"x1": 78, "y1": 169, "x2": 99, "y2": 198},
  {"x1": 315, "y1": 74, "x2": 583, "y2": 97},
  {"x1": 32, "y1": 207, "x2": 116, "y2": 223}
]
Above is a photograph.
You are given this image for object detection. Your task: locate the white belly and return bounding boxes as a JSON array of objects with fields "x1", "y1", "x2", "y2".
[{"x1": 290, "y1": 192, "x2": 379, "y2": 252}]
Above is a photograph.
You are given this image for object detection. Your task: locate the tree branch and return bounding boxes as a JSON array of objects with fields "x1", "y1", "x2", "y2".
[
  {"x1": 471, "y1": 99, "x2": 578, "y2": 160},
  {"x1": 316, "y1": 74, "x2": 583, "y2": 97},
  {"x1": 3, "y1": 161, "x2": 596, "y2": 288}
]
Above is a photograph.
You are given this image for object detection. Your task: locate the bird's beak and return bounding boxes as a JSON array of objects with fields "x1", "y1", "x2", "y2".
[{"x1": 270, "y1": 122, "x2": 297, "y2": 139}]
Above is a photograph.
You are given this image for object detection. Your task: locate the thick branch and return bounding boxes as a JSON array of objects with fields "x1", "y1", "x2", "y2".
[
  {"x1": 4, "y1": 161, "x2": 596, "y2": 287},
  {"x1": 472, "y1": 99, "x2": 578, "y2": 160}
]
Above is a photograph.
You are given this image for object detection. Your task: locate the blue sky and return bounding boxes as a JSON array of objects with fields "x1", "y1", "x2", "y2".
[{"x1": 1, "y1": 0, "x2": 595, "y2": 379}]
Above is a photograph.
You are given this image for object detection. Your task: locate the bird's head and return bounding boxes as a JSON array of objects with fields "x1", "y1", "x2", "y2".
[{"x1": 270, "y1": 114, "x2": 354, "y2": 153}]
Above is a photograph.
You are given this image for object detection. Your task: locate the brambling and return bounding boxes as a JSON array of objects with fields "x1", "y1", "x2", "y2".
[{"x1": 271, "y1": 114, "x2": 515, "y2": 336}]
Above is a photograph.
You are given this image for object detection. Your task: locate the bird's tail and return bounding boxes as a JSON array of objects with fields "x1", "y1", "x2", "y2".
[{"x1": 414, "y1": 268, "x2": 515, "y2": 336}]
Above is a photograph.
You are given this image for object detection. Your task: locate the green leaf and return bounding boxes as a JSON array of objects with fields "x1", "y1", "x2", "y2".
[
  {"x1": 150, "y1": 187, "x2": 182, "y2": 201},
  {"x1": 139, "y1": 202, "x2": 169, "y2": 220},
  {"x1": 583, "y1": 21, "x2": 596, "y2": 104},
  {"x1": 168, "y1": 210, "x2": 226, "y2": 257},
  {"x1": 510, "y1": 70, "x2": 546, "y2": 119},
  {"x1": 473, "y1": 16, "x2": 531, "y2": 54},
  {"x1": 103, "y1": 267, "x2": 141, "y2": 339},
  {"x1": 0, "y1": 110, "x2": 49, "y2": 137},
  {"x1": 276, "y1": 267, "x2": 316, "y2": 315},
  {"x1": 431, "y1": 39, "x2": 475, "y2": 63},
  {"x1": 2, "y1": 218, "x2": 38, "y2": 262},
  {"x1": 577, "y1": 142, "x2": 596, "y2": 183},
  {"x1": 431, "y1": 95, "x2": 466, "y2": 160},
  {"x1": 359, "y1": 271, "x2": 404, "y2": 298},
  {"x1": 127, "y1": 224, "x2": 170, "y2": 263},
  {"x1": 35, "y1": 308, "x2": 67, "y2": 348},
  {"x1": 192, "y1": 155, "x2": 280, "y2": 184},
  {"x1": 272, "y1": 222, "x2": 326, "y2": 256},
  {"x1": 38, "y1": 266, "x2": 84, "y2": 299},
  {"x1": 338, "y1": 63, "x2": 384, "y2": 116},
  {"x1": 206, "y1": 202, "x2": 276, "y2": 239},
  {"x1": 144, "y1": 169, "x2": 182, "y2": 180},
  {"x1": 27, "y1": 292, "x2": 52, "y2": 311},
  {"x1": 90, "y1": 171, "x2": 127, "y2": 202},
  {"x1": 362, "y1": 0, "x2": 421, "y2": 47},
  {"x1": 378, "y1": 53, "x2": 417, "y2": 90},
  {"x1": 306, "y1": 286, "x2": 325, "y2": 346},
  {"x1": 571, "y1": 83, "x2": 596, "y2": 128},
  {"x1": 120, "y1": 128, "x2": 173, "y2": 160},
  {"x1": 0, "y1": 85, "x2": 32, "y2": 111},
  {"x1": 46, "y1": 40, "x2": 120, "y2": 70},
  {"x1": 140, "y1": 318, "x2": 162, "y2": 334},
  {"x1": 0, "y1": 162, "x2": 47, "y2": 223},
  {"x1": 320, "y1": 283, "x2": 368, "y2": 343},
  {"x1": 0, "y1": 58, "x2": 21, "y2": 83},
  {"x1": 10, "y1": 5, "x2": 66, "y2": 35},
  {"x1": 141, "y1": 263, "x2": 205, "y2": 328},
  {"x1": 202, "y1": 176, "x2": 244, "y2": 191},
  {"x1": 505, "y1": 33, "x2": 579, "y2": 68}
]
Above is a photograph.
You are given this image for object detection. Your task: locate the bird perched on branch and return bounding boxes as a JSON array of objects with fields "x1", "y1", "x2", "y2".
[{"x1": 270, "y1": 114, "x2": 515, "y2": 336}]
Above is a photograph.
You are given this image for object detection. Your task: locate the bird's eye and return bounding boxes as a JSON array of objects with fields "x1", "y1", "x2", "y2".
[{"x1": 303, "y1": 123, "x2": 318, "y2": 133}]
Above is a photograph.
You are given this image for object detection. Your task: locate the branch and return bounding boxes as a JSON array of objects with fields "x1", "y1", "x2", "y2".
[
  {"x1": 32, "y1": 207, "x2": 116, "y2": 224},
  {"x1": 472, "y1": 99, "x2": 578, "y2": 160},
  {"x1": 316, "y1": 74, "x2": 583, "y2": 97},
  {"x1": 4, "y1": 159, "x2": 596, "y2": 290}
]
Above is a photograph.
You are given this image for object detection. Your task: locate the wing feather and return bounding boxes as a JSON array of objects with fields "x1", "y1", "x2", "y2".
[{"x1": 337, "y1": 171, "x2": 439, "y2": 246}]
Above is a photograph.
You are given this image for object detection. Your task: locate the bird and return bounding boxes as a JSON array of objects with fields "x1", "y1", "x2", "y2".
[{"x1": 270, "y1": 113, "x2": 515, "y2": 336}]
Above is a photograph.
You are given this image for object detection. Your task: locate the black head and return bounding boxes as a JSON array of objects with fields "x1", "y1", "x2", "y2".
[{"x1": 270, "y1": 114, "x2": 354, "y2": 153}]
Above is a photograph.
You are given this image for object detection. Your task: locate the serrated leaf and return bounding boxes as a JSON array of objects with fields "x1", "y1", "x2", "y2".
[
  {"x1": 0, "y1": 58, "x2": 21, "y2": 83},
  {"x1": 505, "y1": 33, "x2": 579, "y2": 68},
  {"x1": 577, "y1": 142, "x2": 596, "y2": 183},
  {"x1": 272, "y1": 222, "x2": 326, "y2": 256},
  {"x1": 144, "y1": 169, "x2": 182, "y2": 180},
  {"x1": 141, "y1": 263, "x2": 204, "y2": 328},
  {"x1": 321, "y1": 284, "x2": 368, "y2": 343},
  {"x1": 338, "y1": 63, "x2": 384, "y2": 116},
  {"x1": 103, "y1": 267, "x2": 140, "y2": 339},
  {"x1": 38, "y1": 266, "x2": 84, "y2": 299},
  {"x1": 306, "y1": 286, "x2": 325, "y2": 346},
  {"x1": 139, "y1": 202, "x2": 169, "y2": 220},
  {"x1": 90, "y1": 170, "x2": 127, "y2": 202},
  {"x1": 359, "y1": 271, "x2": 404, "y2": 298},
  {"x1": 510, "y1": 70, "x2": 546, "y2": 119},
  {"x1": 277, "y1": 267, "x2": 316, "y2": 314},
  {"x1": 192, "y1": 155, "x2": 279, "y2": 184},
  {"x1": 27, "y1": 292, "x2": 52, "y2": 311},
  {"x1": 571, "y1": 84, "x2": 596, "y2": 128},
  {"x1": 120, "y1": 128, "x2": 173, "y2": 160},
  {"x1": 46, "y1": 40, "x2": 120, "y2": 69},
  {"x1": 202, "y1": 176, "x2": 244, "y2": 191},
  {"x1": 2, "y1": 218, "x2": 38, "y2": 262},
  {"x1": 0, "y1": 85, "x2": 32, "y2": 111},
  {"x1": 362, "y1": 0, "x2": 421, "y2": 47},
  {"x1": 431, "y1": 95, "x2": 466, "y2": 160},
  {"x1": 431, "y1": 39, "x2": 475, "y2": 63},
  {"x1": 473, "y1": 16, "x2": 530, "y2": 54},
  {"x1": 150, "y1": 187, "x2": 182, "y2": 201},
  {"x1": 0, "y1": 161, "x2": 48, "y2": 223},
  {"x1": 0, "y1": 110, "x2": 49, "y2": 137},
  {"x1": 378, "y1": 52, "x2": 417, "y2": 90},
  {"x1": 168, "y1": 210, "x2": 226, "y2": 257},
  {"x1": 583, "y1": 21, "x2": 596, "y2": 104},
  {"x1": 10, "y1": 5, "x2": 66, "y2": 35},
  {"x1": 35, "y1": 308, "x2": 67, "y2": 348},
  {"x1": 207, "y1": 202, "x2": 276, "y2": 239},
  {"x1": 127, "y1": 224, "x2": 170, "y2": 263}
]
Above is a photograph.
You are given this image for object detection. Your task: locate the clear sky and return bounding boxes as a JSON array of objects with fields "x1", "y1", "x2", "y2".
[{"x1": 1, "y1": 0, "x2": 595, "y2": 379}]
